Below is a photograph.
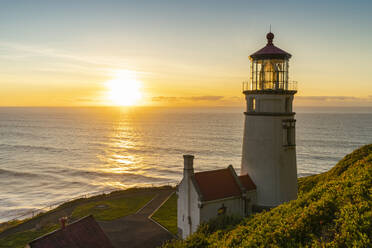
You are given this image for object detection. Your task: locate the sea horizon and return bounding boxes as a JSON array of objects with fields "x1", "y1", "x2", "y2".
[{"x1": 0, "y1": 106, "x2": 371, "y2": 222}]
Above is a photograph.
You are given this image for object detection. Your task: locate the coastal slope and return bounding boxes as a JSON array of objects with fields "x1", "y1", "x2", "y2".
[{"x1": 164, "y1": 144, "x2": 372, "y2": 247}]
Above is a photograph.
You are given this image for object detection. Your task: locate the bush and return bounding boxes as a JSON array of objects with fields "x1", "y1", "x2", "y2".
[
  {"x1": 197, "y1": 214, "x2": 243, "y2": 235},
  {"x1": 163, "y1": 144, "x2": 372, "y2": 248}
]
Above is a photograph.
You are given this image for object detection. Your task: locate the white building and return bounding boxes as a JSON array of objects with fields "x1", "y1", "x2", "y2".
[
  {"x1": 177, "y1": 32, "x2": 298, "y2": 238},
  {"x1": 177, "y1": 155, "x2": 257, "y2": 239}
]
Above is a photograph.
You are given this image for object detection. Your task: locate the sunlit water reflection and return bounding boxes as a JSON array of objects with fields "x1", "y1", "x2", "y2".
[{"x1": 0, "y1": 107, "x2": 371, "y2": 221}]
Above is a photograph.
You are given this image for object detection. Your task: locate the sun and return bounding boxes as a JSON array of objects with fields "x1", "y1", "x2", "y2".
[{"x1": 105, "y1": 70, "x2": 142, "y2": 106}]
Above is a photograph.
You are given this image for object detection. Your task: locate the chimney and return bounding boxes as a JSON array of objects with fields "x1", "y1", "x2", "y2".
[
  {"x1": 183, "y1": 155, "x2": 194, "y2": 237},
  {"x1": 183, "y1": 154, "x2": 194, "y2": 174},
  {"x1": 59, "y1": 217, "x2": 67, "y2": 229}
]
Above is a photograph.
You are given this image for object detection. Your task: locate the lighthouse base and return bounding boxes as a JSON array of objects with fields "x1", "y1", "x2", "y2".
[{"x1": 241, "y1": 112, "x2": 298, "y2": 208}]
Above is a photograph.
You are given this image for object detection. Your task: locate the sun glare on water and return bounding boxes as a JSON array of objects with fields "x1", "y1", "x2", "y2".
[{"x1": 106, "y1": 70, "x2": 142, "y2": 106}]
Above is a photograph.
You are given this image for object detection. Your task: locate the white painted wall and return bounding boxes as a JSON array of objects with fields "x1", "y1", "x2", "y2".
[
  {"x1": 177, "y1": 155, "x2": 201, "y2": 239},
  {"x1": 241, "y1": 93, "x2": 298, "y2": 208},
  {"x1": 246, "y1": 94, "x2": 294, "y2": 113},
  {"x1": 189, "y1": 183, "x2": 200, "y2": 234},
  {"x1": 245, "y1": 190, "x2": 257, "y2": 215},
  {"x1": 177, "y1": 178, "x2": 188, "y2": 238},
  {"x1": 199, "y1": 197, "x2": 244, "y2": 224},
  {"x1": 177, "y1": 178, "x2": 201, "y2": 239}
]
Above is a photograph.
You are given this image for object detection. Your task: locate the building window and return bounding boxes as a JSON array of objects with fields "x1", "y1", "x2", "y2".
[
  {"x1": 249, "y1": 97, "x2": 256, "y2": 112},
  {"x1": 218, "y1": 204, "x2": 227, "y2": 215},
  {"x1": 282, "y1": 120, "x2": 296, "y2": 146}
]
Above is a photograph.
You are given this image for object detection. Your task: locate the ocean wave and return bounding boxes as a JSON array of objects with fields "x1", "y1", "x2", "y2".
[
  {"x1": 66, "y1": 168, "x2": 167, "y2": 182},
  {"x1": 0, "y1": 168, "x2": 39, "y2": 178},
  {"x1": 1, "y1": 108, "x2": 371, "y2": 223},
  {"x1": 0, "y1": 144, "x2": 68, "y2": 153},
  {"x1": 105, "y1": 145, "x2": 233, "y2": 157},
  {"x1": 0, "y1": 131, "x2": 47, "y2": 139}
]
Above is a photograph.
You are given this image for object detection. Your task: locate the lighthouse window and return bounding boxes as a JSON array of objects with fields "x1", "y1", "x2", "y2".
[
  {"x1": 248, "y1": 97, "x2": 256, "y2": 111},
  {"x1": 282, "y1": 120, "x2": 296, "y2": 146}
]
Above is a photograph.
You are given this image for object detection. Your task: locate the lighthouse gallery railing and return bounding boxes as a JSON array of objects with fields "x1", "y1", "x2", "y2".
[{"x1": 242, "y1": 81, "x2": 297, "y2": 92}]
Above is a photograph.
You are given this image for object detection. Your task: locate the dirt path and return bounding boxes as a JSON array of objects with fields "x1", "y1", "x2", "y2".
[
  {"x1": 0, "y1": 187, "x2": 176, "y2": 248},
  {"x1": 99, "y1": 189, "x2": 175, "y2": 248}
]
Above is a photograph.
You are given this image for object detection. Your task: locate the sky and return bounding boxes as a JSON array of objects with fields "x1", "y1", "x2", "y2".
[{"x1": 0, "y1": 0, "x2": 371, "y2": 107}]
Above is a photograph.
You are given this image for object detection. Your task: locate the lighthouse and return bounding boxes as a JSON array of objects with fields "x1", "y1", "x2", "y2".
[{"x1": 241, "y1": 32, "x2": 298, "y2": 209}]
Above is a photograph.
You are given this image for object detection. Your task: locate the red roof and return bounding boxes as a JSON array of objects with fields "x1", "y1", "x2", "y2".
[
  {"x1": 250, "y1": 32, "x2": 291, "y2": 60},
  {"x1": 28, "y1": 215, "x2": 114, "y2": 248},
  {"x1": 193, "y1": 166, "x2": 255, "y2": 202},
  {"x1": 239, "y1": 174, "x2": 256, "y2": 191}
]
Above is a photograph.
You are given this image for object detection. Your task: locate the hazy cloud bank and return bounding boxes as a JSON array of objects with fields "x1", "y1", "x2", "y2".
[
  {"x1": 296, "y1": 96, "x2": 372, "y2": 102},
  {"x1": 152, "y1": 96, "x2": 225, "y2": 102}
]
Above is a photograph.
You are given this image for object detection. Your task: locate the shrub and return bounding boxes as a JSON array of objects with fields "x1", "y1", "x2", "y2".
[{"x1": 163, "y1": 144, "x2": 372, "y2": 248}]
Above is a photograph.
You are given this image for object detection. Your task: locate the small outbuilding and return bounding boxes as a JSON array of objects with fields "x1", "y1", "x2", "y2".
[
  {"x1": 177, "y1": 155, "x2": 256, "y2": 239},
  {"x1": 26, "y1": 215, "x2": 114, "y2": 248}
]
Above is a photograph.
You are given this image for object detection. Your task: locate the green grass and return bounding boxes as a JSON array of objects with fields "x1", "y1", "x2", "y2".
[
  {"x1": 71, "y1": 193, "x2": 155, "y2": 221},
  {"x1": 152, "y1": 193, "x2": 177, "y2": 235},
  {"x1": 0, "y1": 219, "x2": 25, "y2": 233},
  {"x1": 163, "y1": 144, "x2": 372, "y2": 248},
  {"x1": 0, "y1": 187, "x2": 169, "y2": 247},
  {"x1": 0, "y1": 224, "x2": 58, "y2": 248}
]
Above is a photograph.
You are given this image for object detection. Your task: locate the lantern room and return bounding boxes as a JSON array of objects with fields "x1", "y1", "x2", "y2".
[{"x1": 244, "y1": 32, "x2": 296, "y2": 92}]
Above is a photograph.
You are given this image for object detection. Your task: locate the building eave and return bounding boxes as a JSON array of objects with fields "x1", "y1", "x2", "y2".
[
  {"x1": 190, "y1": 174, "x2": 204, "y2": 202},
  {"x1": 228, "y1": 165, "x2": 246, "y2": 193},
  {"x1": 200, "y1": 195, "x2": 242, "y2": 205}
]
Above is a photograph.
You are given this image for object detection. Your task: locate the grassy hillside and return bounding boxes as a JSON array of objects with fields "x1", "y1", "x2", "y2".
[
  {"x1": 152, "y1": 193, "x2": 177, "y2": 235},
  {"x1": 163, "y1": 144, "x2": 372, "y2": 248},
  {"x1": 0, "y1": 187, "x2": 167, "y2": 248}
]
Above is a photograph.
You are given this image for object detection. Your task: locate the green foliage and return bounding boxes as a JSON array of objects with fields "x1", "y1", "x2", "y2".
[
  {"x1": 0, "y1": 220, "x2": 25, "y2": 233},
  {"x1": 197, "y1": 214, "x2": 243, "y2": 235},
  {"x1": 152, "y1": 193, "x2": 178, "y2": 234},
  {"x1": 71, "y1": 193, "x2": 155, "y2": 221},
  {"x1": 163, "y1": 144, "x2": 372, "y2": 248},
  {"x1": 0, "y1": 224, "x2": 58, "y2": 248}
]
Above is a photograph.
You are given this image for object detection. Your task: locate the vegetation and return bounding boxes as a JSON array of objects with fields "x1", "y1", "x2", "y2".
[
  {"x1": 152, "y1": 193, "x2": 178, "y2": 234},
  {"x1": 0, "y1": 224, "x2": 58, "y2": 248},
  {"x1": 71, "y1": 193, "x2": 155, "y2": 221},
  {"x1": 1, "y1": 143, "x2": 370, "y2": 248},
  {"x1": 163, "y1": 144, "x2": 372, "y2": 248},
  {"x1": 0, "y1": 187, "x2": 168, "y2": 248},
  {"x1": 0, "y1": 220, "x2": 24, "y2": 233}
]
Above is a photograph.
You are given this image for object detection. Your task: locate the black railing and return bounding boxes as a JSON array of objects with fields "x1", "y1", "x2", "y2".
[{"x1": 242, "y1": 81, "x2": 297, "y2": 92}]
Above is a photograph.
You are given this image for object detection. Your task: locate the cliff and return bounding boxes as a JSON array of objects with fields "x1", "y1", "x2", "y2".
[{"x1": 163, "y1": 144, "x2": 372, "y2": 247}]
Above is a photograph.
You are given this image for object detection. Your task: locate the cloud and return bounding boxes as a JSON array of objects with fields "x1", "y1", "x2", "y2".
[
  {"x1": 0, "y1": 41, "x2": 134, "y2": 71},
  {"x1": 152, "y1": 95, "x2": 224, "y2": 102},
  {"x1": 296, "y1": 96, "x2": 372, "y2": 102}
]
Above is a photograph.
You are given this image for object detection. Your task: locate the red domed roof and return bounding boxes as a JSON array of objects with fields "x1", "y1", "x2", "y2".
[{"x1": 250, "y1": 32, "x2": 291, "y2": 60}]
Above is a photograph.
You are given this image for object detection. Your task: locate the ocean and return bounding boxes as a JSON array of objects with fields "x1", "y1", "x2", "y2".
[{"x1": 0, "y1": 107, "x2": 371, "y2": 222}]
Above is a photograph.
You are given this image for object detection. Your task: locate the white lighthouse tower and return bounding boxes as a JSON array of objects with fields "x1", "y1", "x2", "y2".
[{"x1": 241, "y1": 32, "x2": 298, "y2": 209}]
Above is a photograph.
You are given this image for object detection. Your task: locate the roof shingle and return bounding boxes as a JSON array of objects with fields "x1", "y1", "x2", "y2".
[
  {"x1": 238, "y1": 174, "x2": 257, "y2": 191},
  {"x1": 28, "y1": 215, "x2": 114, "y2": 248},
  {"x1": 249, "y1": 33, "x2": 291, "y2": 60},
  {"x1": 193, "y1": 166, "x2": 255, "y2": 202}
]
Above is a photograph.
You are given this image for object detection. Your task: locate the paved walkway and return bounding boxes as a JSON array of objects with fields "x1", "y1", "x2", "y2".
[{"x1": 99, "y1": 189, "x2": 175, "y2": 248}]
